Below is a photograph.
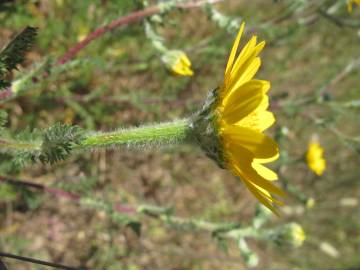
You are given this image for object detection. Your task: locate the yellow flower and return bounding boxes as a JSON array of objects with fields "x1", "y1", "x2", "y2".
[
  {"x1": 347, "y1": 0, "x2": 360, "y2": 12},
  {"x1": 268, "y1": 222, "x2": 305, "y2": 247},
  {"x1": 216, "y1": 23, "x2": 285, "y2": 212},
  {"x1": 306, "y1": 197, "x2": 315, "y2": 209},
  {"x1": 306, "y1": 142, "x2": 326, "y2": 176},
  {"x1": 162, "y1": 50, "x2": 194, "y2": 76},
  {"x1": 287, "y1": 223, "x2": 306, "y2": 247},
  {"x1": 77, "y1": 25, "x2": 89, "y2": 42}
]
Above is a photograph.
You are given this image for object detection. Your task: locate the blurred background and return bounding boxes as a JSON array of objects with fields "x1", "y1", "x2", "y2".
[{"x1": 0, "y1": 0, "x2": 359, "y2": 269}]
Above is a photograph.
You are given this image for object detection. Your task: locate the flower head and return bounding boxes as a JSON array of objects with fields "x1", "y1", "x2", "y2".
[
  {"x1": 192, "y1": 23, "x2": 285, "y2": 213},
  {"x1": 347, "y1": 0, "x2": 360, "y2": 12},
  {"x1": 161, "y1": 50, "x2": 194, "y2": 76},
  {"x1": 306, "y1": 142, "x2": 326, "y2": 176},
  {"x1": 283, "y1": 223, "x2": 306, "y2": 248},
  {"x1": 306, "y1": 197, "x2": 315, "y2": 209}
]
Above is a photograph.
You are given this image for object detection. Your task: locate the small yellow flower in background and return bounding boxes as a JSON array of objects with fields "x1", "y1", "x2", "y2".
[
  {"x1": 77, "y1": 25, "x2": 89, "y2": 42},
  {"x1": 287, "y1": 223, "x2": 306, "y2": 247},
  {"x1": 347, "y1": 0, "x2": 360, "y2": 12},
  {"x1": 192, "y1": 23, "x2": 285, "y2": 214},
  {"x1": 161, "y1": 50, "x2": 194, "y2": 76},
  {"x1": 306, "y1": 141, "x2": 326, "y2": 176},
  {"x1": 56, "y1": 0, "x2": 64, "y2": 7},
  {"x1": 268, "y1": 222, "x2": 306, "y2": 247},
  {"x1": 26, "y1": 3, "x2": 45, "y2": 20},
  {"x1": 64, "y1": 108, "x2": 75, "y2": 125},
  {"x1": 306, "y1": 197, "x2": 315, "y2": 209},
  {"x1": 106, "y1": 47, "x2": 125, "y2": 58}
]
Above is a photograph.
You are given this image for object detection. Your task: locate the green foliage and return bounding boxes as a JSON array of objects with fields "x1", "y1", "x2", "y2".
[
  {"x1": 0, "y1": 110, "x2": 8, "y2": 127},
  {"x1": 54, "y1": 176, "x2": 98, "y2": 195},
  {"x1": 0, "y1": 26, "x2": 37, "y2": 89},
  {"x1": 0, "y1": 123, "x2": 85, "y2": 169},
  {"x1": 0, "y1": 183, "x2": 17, "y2": 203},
  {"x1": 39, "y1": 123, "x2": 85, "y2": 164},
  {"x1": 0, "y1": 1, "x2": 359, "y2": 269}
]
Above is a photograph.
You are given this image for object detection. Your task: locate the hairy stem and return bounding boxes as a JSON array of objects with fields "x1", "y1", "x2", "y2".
[
  {"x1": 0, "y1": 119, "x2": 193, "y2": 164},
  {"x1": 0, "y1": 138, "x2": 41, "y2": 151},
  {"x1": 79, "y1": 118, "x2": 192, "y2": 150}
]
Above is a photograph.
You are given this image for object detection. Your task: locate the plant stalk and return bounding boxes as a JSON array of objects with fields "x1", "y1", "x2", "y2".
[{"x1": 79, "y1": 118, "x2": 192, "y2": 150}]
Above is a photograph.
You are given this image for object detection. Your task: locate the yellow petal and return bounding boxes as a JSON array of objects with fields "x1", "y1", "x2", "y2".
[
  {"x1": 252, "y1": 162, "x2": 278, "y2": 181},
  {"x1": 225, "y1": 23, "x2": 245, "y2": 80},
  {"x1": 250, "y1": 181, "x2": 284, "y2": 206},
  {"x1": 256, "y1": 94, "x2": 270, "y2": 112},
  {"x1": 254, "y1": 152, "x2": 280, "y2": 164},
  {"x1": 222, "y1": 126, "x2": 279, "y2": 159},
  {"x1": 237, "y1": 109, "x2": 275, "y2": 132},
  {"x1": 223, "y1": 79, "x2": 270, "y2": 107},
  {"x1": 244, "y1": 181, "x2": 278, "y2": 214},
  {"x1": 228, "y1": 57, "x2": 262, "y2": 93},
  {"x1": 231, "y1": 160, "x2": 285, "y2": 197},
  {"x1": 230, "y1": 40, "x2": 265, "y2": 83},
  {"x1": 230, "y1": 36, "x2": 257, "y2": 76},
  {"x1": 222, "y1": 82, "x2": 266, "y2": 124},
  {"x1": 226, "y1": 145, "x2": 284, "y2": 197},
  {"x1": 180, "y1": 53, "x2": 191, "y2": 66}
]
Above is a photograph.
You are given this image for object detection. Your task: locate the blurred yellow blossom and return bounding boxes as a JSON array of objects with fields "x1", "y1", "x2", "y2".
[
  {"x1": 347, "y1": 0, "x2": 360, "y2": 12},
  {"x1": 288, "y1": 223, "x2": 306, "y2": 247},
  {"x1": 306, "y1": 197, "x2": 315, "y2": 209},
  {"x1": 272, "y1": 223, "x2": 306, "y2": 247},
  {"x1": 77, "y1": 25, "x2": 89, "y2": 42},
  {"x1": 306, "y1": 142, "x2": 326, "y2": 176},
  {"x1": 162, "y1": 50, "x2": 194, "y2": 76}
]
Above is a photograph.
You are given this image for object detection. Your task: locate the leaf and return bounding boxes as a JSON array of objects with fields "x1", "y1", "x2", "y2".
[
  {"x1": 0, "y1": 110, "x2": 7, "y2": 127},
  {"x1": 39, "y1": 123, "x2": 85, "y2": 164},
  {"x1": 0, "y1": 0, "x2": 15, "y2": 13},
  {"x1": 214, "y1": 236, "x2": 229, "y2": 254},
  {"x1": 0, "y1": 26, "x2": 38, "y2": 88},
  {"x1": 126, "y1": 221, "x2": 142, "y2": 237}
]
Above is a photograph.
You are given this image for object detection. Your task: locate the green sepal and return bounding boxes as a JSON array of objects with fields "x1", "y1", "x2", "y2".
[{"x1": 190, "y1": 88, "x2": 226, "y2": 168}]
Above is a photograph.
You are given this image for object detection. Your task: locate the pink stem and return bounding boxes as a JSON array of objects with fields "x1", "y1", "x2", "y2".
[
  {"x1": 56, "y1": 6, "x2": 160, "y2": 65},
  {"x1": 57, "y1": 0, "x2": 224, "y2": 65},
  {"x1": 0, "y1": 176, "x2": 137, "y2": 215}
]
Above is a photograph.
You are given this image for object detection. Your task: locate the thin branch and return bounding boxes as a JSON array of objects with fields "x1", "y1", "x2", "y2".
[
  {"x1": 317, "y1": 8, "x2": 360, "y2": 28},
  {"x1": 0, "y1": 176, "x2": 135, "y2": 214},
  {"x1": 0, "y1": 252, "x2": 80, "y2": 270},
  {"x1": 319, "y1": 56, "x2": 360, "y2": 96},
  {"x1": 57, "y1": 0, "x2": 224, "y2": 65},
  {"x1": 0, "y1": 0, "x2": 223, "y2": 102},
  {"x1": 56, "y1": 6, "x2": 159, "y2": 65},
  {"x1": 0, "y1": 176, "x2": 241, "y2": 234},
  {"x1": 177, "y1": 0, "x2": 224, "y2": 8}
]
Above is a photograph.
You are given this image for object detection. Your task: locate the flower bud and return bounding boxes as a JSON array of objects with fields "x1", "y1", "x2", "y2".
[
  {"x1": 161, "y1": 50, "x2": 194, "y2": 76},
  {"x1": 306, "y1": 197, "x2": 315, "y2": 209},
  {"x1": 264, "y1": 222, "x2": 305, "y2": 248}
]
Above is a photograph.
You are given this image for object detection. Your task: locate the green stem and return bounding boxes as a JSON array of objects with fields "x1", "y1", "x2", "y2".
[
  {"x1": 0, "y1": 119, "x2": 192, "y2": 164},
  {"x1": 0, "y1": 139, "x2": 41, "y2": 151},
  {"x1": 78, "y1": 118, "x2": 192, "y2": 150}
]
